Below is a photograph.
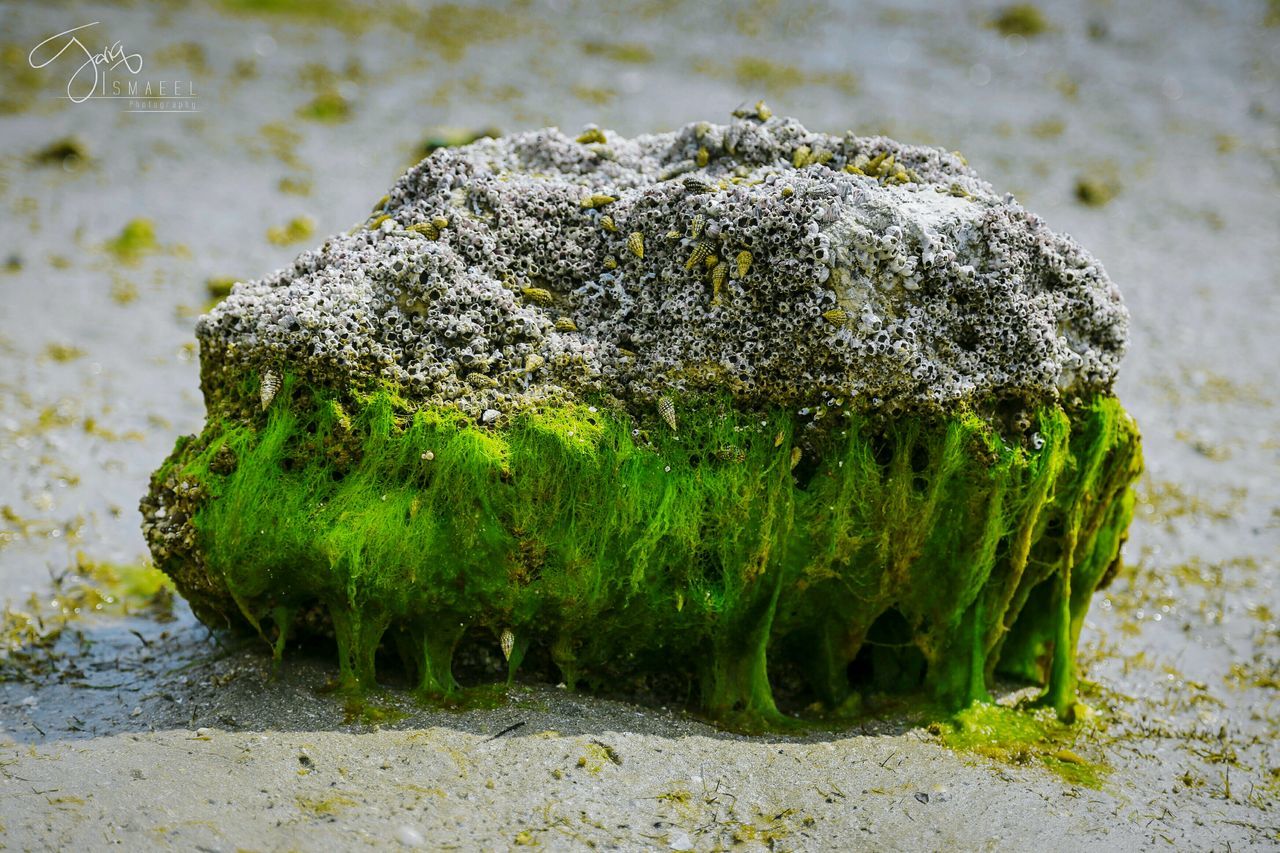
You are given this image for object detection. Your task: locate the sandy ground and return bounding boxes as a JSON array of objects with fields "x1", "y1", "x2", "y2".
[{"x1": 0, "y1": 0, "x2": 1277, "y2": 849}]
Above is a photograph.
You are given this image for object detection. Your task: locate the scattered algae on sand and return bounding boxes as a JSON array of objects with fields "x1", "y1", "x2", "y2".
[
  {"x1": 105, "y1": 218, "x2": 159, "y2": 263},
  {"x1": 143, "y1": 108, "x2": 1142, "y2": 731}
]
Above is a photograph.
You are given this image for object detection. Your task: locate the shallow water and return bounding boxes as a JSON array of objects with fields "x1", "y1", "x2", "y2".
[{"x1": 1, "y1": 0, "x2": 1276, "y2": 848}]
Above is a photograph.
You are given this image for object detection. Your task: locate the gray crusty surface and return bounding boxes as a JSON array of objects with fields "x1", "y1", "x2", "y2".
[{"x1": 199, "y1": 111, "x2": 1129, "y2": 416}]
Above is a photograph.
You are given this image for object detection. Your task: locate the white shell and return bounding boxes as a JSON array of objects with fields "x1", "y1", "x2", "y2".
[{"x1": 260, "y1": 370, "x2": 280, "y2": 411}]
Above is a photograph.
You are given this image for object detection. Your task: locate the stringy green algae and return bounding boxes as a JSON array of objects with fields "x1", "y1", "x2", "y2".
[{"x1": 149, "y1": 375, "x2": 1141, "y2": 730}]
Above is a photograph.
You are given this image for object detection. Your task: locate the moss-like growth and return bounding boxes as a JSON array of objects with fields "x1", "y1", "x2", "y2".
[
  {"x1": 419, "y1": 127, "x2": 502, "y2": 158},
  {"x1": 105, "y1": 218, "x2": 159, "y2": 263},
  {"x1": 31, "y1": 137, "x2": 90, "y2": 170},
  {"x1": 297, "y1": 89, "x2": 351, "y2": 123},
  {"x1": 989, "y1": 4, "x2": 1050, "y2": 38},
  {"x1": 145, "y1": 377, "x2": 1140, "y2": 729},
  {"x1": 938, "y1": 703, "x2": 1107, "y2": 788},
  {"x1": 1075, "y1": 175, "x2": 1120, "y2": 207},
  {"x1": 266, "y1": 215, "x2": 316, "y2": 246}
]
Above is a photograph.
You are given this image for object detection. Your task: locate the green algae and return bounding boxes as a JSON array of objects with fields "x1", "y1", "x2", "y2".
[
  {"x1": 266, "y1": 216, "x2": 317, "y2": 246},
  {"x1": 31, "y1": 137, "x2": 90, "y2": 170},
  {"x1": 278, "y1": 176, "x2": 313, "y2": 196},
  {"x1": 1075, "y1": 175, "x2": 1120, "y2": 207},
  {"x1": 256, "y1": 121, "x2": 305, "y2": 169},
  {"x1": 697, "y1": 56, "x2": 859, "y2": 96},
  {"x1": 572, "y1": 85, "x2": 617, "y2": 106},
  {"x1": 298, "y1": 90, "x2": 352, "y2": 123},
  {"x1": 989, "y1": 5, "x2": 1049, "y2": 38},
  {"x1": 294, "y1": 791, "x2": 358, "y2": 817},
  {"x1": 148, "y1": 375, "x2": 1141, "y2": 730},
  {"x1": 294, "y1": 62, "x2": 361, "y2": 124},
  {"x1": 938, "y1": 702, "x2": 1108, "y2": 789},
  {"x1": 0, "y1": 44, "x2": 44, "y2": 115},
  {"x1": 419, "y1": 127, "x2": 502, "y2": 159},
  {"x1": 109, "y1": 275, "x2": 140, "y2": 305},
  {"x1": 43, "y1": 343, "x2": 86, "y2": 363},
  {"x1": 416, "y1": 4, "x2": 526, "y2": 62},
  {"x1": 580, "y1": 41, "x2": 654, "y2": 64},
  {"x1": 205, "y1": 277, "x2": 239, "y2": 301},
  {"x1": 1, "y1": 555, "x2": 174, "y2": 682},
  {"x1": 105, "y1": 219, "x2": 160, "y2": 264},
  {"x1": 221, "y1": 0, "x2": 368, "y2": 32}
]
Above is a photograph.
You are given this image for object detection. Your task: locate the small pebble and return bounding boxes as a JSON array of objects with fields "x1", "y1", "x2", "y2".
[
  {"x1": 396, "y1": 825, "x2": 425, "y2": 847},
  {"x1": 668, "y1": 831, "x2": 694, "y2": 851}
]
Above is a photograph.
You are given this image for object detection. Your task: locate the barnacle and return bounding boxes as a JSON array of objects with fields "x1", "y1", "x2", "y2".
[{"x1": 144, "y1": 111, "x2": 1141, "y2": 732}]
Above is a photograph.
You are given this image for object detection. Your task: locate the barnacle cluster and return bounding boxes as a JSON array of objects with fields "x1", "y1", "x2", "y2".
[
  {"x1": 143, "y1": 109, "x2": 1141, "y2": 729},
  {"x1": 195, "y1": 110, "x2": 1125, "y2": 418}
]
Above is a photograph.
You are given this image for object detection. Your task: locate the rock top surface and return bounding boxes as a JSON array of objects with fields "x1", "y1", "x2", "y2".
[{"x1": 199, "y1": 109, "x2": 1128, "y2": 415}]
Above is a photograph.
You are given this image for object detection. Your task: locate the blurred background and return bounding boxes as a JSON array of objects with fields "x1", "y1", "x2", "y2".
[{"x1": 0, "y1": 0, "x2": 1276, "y2": 846}]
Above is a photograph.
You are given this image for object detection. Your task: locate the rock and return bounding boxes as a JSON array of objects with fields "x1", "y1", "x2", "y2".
[{"x1": 142, "y1": 110, "x2": 1142, "y2": 728}]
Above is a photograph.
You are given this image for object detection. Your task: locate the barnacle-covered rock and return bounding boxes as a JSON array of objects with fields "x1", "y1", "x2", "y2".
[{"x1": 143, "y1": 110, "x2": 1141, "y2": 728}]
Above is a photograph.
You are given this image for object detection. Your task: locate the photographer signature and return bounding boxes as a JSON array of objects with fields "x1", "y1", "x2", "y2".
[{"x1": 28, "y1": 22, "x2": 143, "y2": 104}]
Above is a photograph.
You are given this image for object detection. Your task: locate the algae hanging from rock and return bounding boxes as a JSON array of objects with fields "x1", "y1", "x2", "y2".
[{"x1": 144, "y1": 380, "x2": 1141, "y2": 729}]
